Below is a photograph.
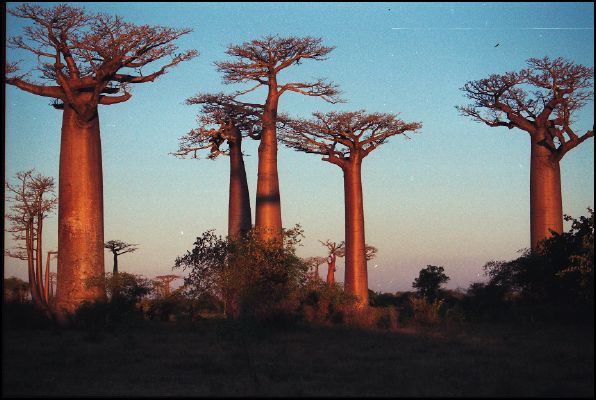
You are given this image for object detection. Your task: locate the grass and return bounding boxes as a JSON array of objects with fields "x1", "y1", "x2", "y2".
[{"x1": 2, "y1": 316, "x2": 594, "y2": 397}]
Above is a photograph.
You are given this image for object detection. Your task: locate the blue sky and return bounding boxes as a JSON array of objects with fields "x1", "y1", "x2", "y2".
[{"x1": 4, "y1": 2, "x2": 594, "y2": 292}]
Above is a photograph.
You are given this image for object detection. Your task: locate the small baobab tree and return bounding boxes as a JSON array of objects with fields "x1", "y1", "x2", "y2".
[
  {"x1": 457, "y1": 57, "x2": 594, "y2": 250},
  {"x1": 104, "y1": 240, "x2": 138, "y2": 274},
  {"x1": 154, "y1": 275, "x2": 181, "y2": 297},
  {"x1": 174, "y1": 93, "x2": 262, "y2": 238},
  {"x1": 215, "y1": 35, "x2": 342, "y2": 242},
  {"x1": 5, "y1": 3, "x2": 197, "y2": 316},
  {"x1": 304, "y1": 256, "x2": 327, "y2": 282},
  {"x1": 283, "y1": 111, "x2": 421, "y2": 305},
  {"x1": 320, "y1": 240, "x2": 345, "y2": 286},
  {"x1": 5, "y1": 169, "x2": 57, "y2": 314}
]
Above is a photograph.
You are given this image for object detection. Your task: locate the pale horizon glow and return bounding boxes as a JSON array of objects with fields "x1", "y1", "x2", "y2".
[{"x1": 4, "y1": 2, "x2": 594, "y2": 293}]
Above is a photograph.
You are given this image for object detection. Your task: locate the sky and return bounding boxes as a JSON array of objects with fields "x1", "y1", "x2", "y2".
[{"x1": 4, "y1": 2, "x2": 594, "y2": 292}]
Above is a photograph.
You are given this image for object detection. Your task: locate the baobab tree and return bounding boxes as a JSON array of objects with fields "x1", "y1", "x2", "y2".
[
  {"x1": 458, "y1": 57, "x2": 594, "y2": 250},
  {"x1": 154, "y1": 275, "x2": 181, "y2": 297},
  {"x1": 5, "y1": 169, "x2": 57, "y2": 313},
  {"x1": 304, "y1": 256, "x2": 327, "y2": 281},
  {"x1": 6, "y1": 4, "x2": 197, "y2": 316},
  {"x1": 320, "y1": 240, "x2": 344, "y2": 286},
  {"x1": 283, "y1": 111, "x2": 421, "y2": 305},
  {"x1": 174, "y1": 93, "x2": 262, "y2": 238},
  {"x1": 104, "y1": 240, "x2": 138, "y2": 274},
  {"x1": 323, "y1": 241, "x2": 377, "y2": 286},
  {"x1": 215, "y1": 35, "x2": 342, "y2": 242}
]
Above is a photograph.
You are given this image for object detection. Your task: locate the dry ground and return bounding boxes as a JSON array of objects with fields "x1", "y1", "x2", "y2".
[{"x1": 2, "y1": 319, "x2": 594, "y2": 397}]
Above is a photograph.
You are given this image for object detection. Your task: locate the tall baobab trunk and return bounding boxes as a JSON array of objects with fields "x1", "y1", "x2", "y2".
[
  {"x1": 343, "y1": 160, "x2": 368, "y2": 306},
  {"x1": 255, "y1": 86, "x2": 282, "y2": 243},
  {"x1": 326, "y1": 255, "x2": 336, "y2": 286},
  {"x1": 530, "y1": 132, "x2": 563, "y2": 250},
  {"x1": 228, "y1": 126, "x2": 252, "y2": 238},
  {"x1": 55, "y1": 104, "x2": 106, "y2": 316}
]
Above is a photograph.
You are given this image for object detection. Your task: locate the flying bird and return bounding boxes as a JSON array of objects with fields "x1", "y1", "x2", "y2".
[{"x1": 494, "y1": 43, "x2": 500, "y2": 47}]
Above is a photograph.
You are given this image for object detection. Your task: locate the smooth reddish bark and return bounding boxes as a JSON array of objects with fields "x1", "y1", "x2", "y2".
[
  {"x1": 255, "y1": 92, "x2": 283, "y2": 242},
  {"x1": 342, "y1": 160, "x2": 368, "y2": 306},
  {"x1": 326, "y1": 255, "x2": 336, "y2": 286},
  {"x1": 530, "y1": 132, "x2": 563, "y2": 249},
  {"x1": 55, "y1": 104, "x2": 106, "y2": 316},
  {"x1": 228, "y1": 126, "x2": 252, "y2": 238}
]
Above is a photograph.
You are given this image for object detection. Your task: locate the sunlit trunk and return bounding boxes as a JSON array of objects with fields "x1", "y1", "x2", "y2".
[
  {"x1": 530, "y1": 133, "x2": 563, "y2": 251},
  {"x1": 343, "y1": 160, "x2": 368, "y2": 306},
  {"x1": 55, "y1": 104, "x2": 106, "y2": 318},
  {"x1": 326, "y1": 256, "x2": 336, "y2": 286},
  {"x1": 255, "y1": 88, "x2": 282, "y2": 243},
  {"x1": 228, "y1": 126, "x2": 252, "y2": 238}
]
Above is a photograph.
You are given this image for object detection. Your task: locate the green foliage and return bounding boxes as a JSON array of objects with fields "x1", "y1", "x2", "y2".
[
  {"x1": 298, "y1": 281, "x2": 357, "y2": 324},
  {"x1": 464, "y1": 209, "x2": 594, "y2": 323},
  {"x1": 174, "y1": 225, "x2": 310, "y2": 320},
  {"x1": 484, "y1": 209, "x2": 593, "y2": 316},
  {"x1": 412, "y1": 265, "x2": 450, "y2": 302},
  {"x1": 408, "y1": 296, "x2": 445, "y2": 325}
]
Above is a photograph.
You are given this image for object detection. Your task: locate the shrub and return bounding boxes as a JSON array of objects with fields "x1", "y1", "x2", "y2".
[
  {"x1": 175, "y1": 225, "x2": 309, "y2": 321},
  {"x1": 408, "y1": 296, "x2": 445, "y2": 325}
]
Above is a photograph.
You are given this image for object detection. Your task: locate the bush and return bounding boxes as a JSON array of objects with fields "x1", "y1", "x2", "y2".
[
  {"x1": 298, "y1": 281, "x2": 357, "y2": 324},
  {"x1": 175, "y1": 225, "x2": 309, "y2": 321},
  {"x1": 476, "y1": 209, "x2": 594, "y2": 323},
  {"x1": 408, "y1": 296, "x2": 445, "y2": 326}
]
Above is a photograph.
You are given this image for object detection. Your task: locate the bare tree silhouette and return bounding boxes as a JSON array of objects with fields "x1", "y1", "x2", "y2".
[
  {"x1": 6, "y1": 4, "x2": 197, "y2": 317},
  {"x1": 216, "y1": 35, "x2": 342, "y2": 242},
  {"x1": 104, "y1": 240, "x2": 138, "y2": 274},
  {"x1": 5, "y1": 169, "x2": 57, "y2": 314},
  {"x1": 458, "y1": 57, "x2": 593, "y2": 249},
  {"x1": 283, "y1": 111, "x2": 421, "y2": 305}
]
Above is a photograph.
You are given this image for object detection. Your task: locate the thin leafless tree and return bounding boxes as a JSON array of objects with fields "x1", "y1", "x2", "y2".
[{"x1": 5, "y1": 169, "x2": 57, "y2": 314}]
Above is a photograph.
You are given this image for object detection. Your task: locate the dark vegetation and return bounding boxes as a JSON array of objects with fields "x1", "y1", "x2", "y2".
[{"x1": 3, "y1": 209, "x2": 594, "y2": 396}]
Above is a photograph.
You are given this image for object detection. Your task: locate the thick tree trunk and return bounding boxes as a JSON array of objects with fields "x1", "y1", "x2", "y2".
[
  {"x1": 113, "y1": 253, "x2": 118, "y2": 274},
  {"x1": 55, "y1": 104, "x2": 106, "y2": 317},
  {"x1": 255, "y1": 92, "x2": 282, "y2": 243},
  {"x1": 326, "y1": 256, "x2": 336, "y2": 286},
  {"x1": 342, "y1": 161, "x2": 368, "y2": 306},
  {"x1": 530, "y1": 134, "x2": 563, "y2": 250},
  {"x1": 228, "y1": 126, "x2": 252, "y2": 238}
]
